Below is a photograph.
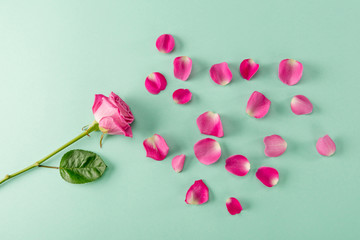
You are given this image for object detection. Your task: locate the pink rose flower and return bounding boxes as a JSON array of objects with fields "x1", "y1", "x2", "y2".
[{"x1": 92, "y1": 92, "x2": 134, "y2": 137}]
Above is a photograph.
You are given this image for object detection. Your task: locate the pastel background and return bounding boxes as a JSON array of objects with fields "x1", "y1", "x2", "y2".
[{"x1": 0, "y1": 0, "x2": 359, "y2": 239}]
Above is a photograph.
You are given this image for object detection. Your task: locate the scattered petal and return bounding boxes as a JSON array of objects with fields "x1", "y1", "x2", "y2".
[
  {"x1": 194, "y1": 138, "x2": 221, "y2": 165},
  {"x1": 209, "y1": 62, "x2": 232, "y2": 85},
  {"x1": 185, "y1": 180, "x2": 209, "y2": 205},
  {"x1": 279, "y1": 59, "x2": 303, "y2": 86},
  {"x1": 173, "y1": 89, "x2": 192, "y2": 104},
  {"x1": 196, "y1": 111, "x2": 224, "y2": 138},
  {"x1": 225, "y1": 155, "x2": 250, "y2": 176},
  {"x1": 256, "y1": 167, "x2": 279, "y2": 187},
  {"x1": 240, "y1": 59, "x2": 259, "y2": 80},
  {"x1": 291, "y1": 95, "x2": 313, "y2": 115},
  {"x1": 264, "y1": 135, "x2": 287, "y2": 157},
  {"x1": 155, "y1": 34, "x2": 175, "y2": 53},
  {"x1": 143, "y1": 134, "x2": 169, "y2": 161},
  {"x1": 226, "y1": 197, "x2": 243, "y2": 215},
  {"x1": 174, "y1": 56, "x2": 192, "y2": 81},
  {"x1": 316, "y1": 135, "x2": 336, "y2": 156},
  {"x1": 246, "y1": 91, "x2": 271, "y2": 118},
  {"x1": 172, "y1": 154, "x2": 186, "y2": 173},
  {"x1": 145, "y1": 72, "x2": 167, "y2": 94}
]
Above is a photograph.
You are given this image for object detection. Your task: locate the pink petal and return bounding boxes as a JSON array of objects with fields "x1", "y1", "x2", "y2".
[
  {"x1": 172, "y1": 154, "x2": 185, "y2": 173},
  {"x1": 194, "y1": 138, "x2": 221, "y2": 165},
  {"x1": 246, "y1": 91, "x2": 271, "y2": 118},
  {"x1": 239, "y1": 59, "x2": 259, "y2": 80},
  {"x1": 209, "y1": 62, "x2": 232, "y2": 85},
  {"x1": 108, "y1": 92, "x2": 134, "y2": 124},
  {"x1": 145, "y1": 72, "x2": 167, "y2": 95},
  {"x1": 156, "y1": 34, "x2": 175, "y2": 53},
  {"x1": 173, "y1": 89, "x2": 192, "y2": 104},
  {"x1": 225, "y1": 155, "x2": 250, "y2": 176},
  {"x1": 174, "y1": 56, "x2": 192, "y2": 81},
  {"x1": 226, "y1": 197, "x2": 243, "y2": 215},
  {"x1": 316, "y1": 135, "x2": 336, "y2": 156},
  {"x1": 264, "y1": 135, "x2": 287, "y2": 157},
  {"x1": 98, "y1": 114, "x2": 132, "y2": 137},
  {"x1": 196, "y1": 111, "x2": 224, "y2": 138},
  {"x1": 143, "y1": 134, "x2": 169, "y2": 161},
  {"x1": 92, "y1": 94, "x2": 107, "y2": 119},
  {"x1": 92, "y1": 94, "x2": 117, "y2": 123},
  {"x1": 278, "y1": 59, "x2": 303, "y2": 86},
  {"x1": 291, "y1": 95, "x2": 313, "y2": 115},
  {"x1": 185, "y1": 180, "x2": 209, "y2": 205},
  {"x1": 256, "y1": 167, "x2": 279, "y2": 187}
]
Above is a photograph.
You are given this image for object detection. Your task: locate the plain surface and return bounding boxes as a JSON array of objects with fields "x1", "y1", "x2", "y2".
[{"x1": 0, "y1": 0, "x2": 359, "y2": 239}]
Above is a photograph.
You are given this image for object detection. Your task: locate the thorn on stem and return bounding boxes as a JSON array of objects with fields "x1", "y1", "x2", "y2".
[
  {"x1": 82, "y1": 125, "x2": 89, "y2": 131},
  {"x1": 82, "y1": 125, "x2": 91, "y2": 137}
]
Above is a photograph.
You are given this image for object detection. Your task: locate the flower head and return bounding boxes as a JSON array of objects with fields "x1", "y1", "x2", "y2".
[{"x1": 92, "y1": 92, "x2": 134, "y2": 139}]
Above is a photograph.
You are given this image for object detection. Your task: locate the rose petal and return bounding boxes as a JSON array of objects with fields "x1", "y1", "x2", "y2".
[
  {"x1": 264, "y1": 135, "x2": 287, "y2": 157},
  {"x1": 145, "y1": 72, "x2": 167, "y2": 95},
  {"x1": 155, "y1": 34, "x2": 175, "y2": 53},
  {"x1": 240, "y1": 59, "x2": 259, "y2": 80},
  {"x1": 185, "y1": 180, "x2": 209, "y2": 205},
  {"x1": 194, "y1": 138, "x2": 221, "y2": 165},
  {"x1": 108, "y1": 92, "x2": 134, "y2": 124},
  {"x1": 172, "y1": 154, "x2": 185, "y2": 173},
  {"x1": 225, "y1": 155, "x2": 250, "y2": 176},
  {"x1": 173, "y1": 89, "x2": 192, "y2": 104},
  {"x1": 226, "y1": 197, "x2": 243, "y2": 215},
  {"x1": 143, "y1": 134, "x2": 169, "y2": 161},
  {"x1": 256, "y1": 167, "x2": 279, "y2": 187},
  {"x1": 291, "y1": 95, "x2": 313, "y2": 115},
  {"x1": 279, "y1": 59, "x2": 303, "y2": 86},
  {"x1": 209, "y1": 62, "x2": 232, "y2": 85},
  {"x1": 196, "y1": 111, "x2": 224, "y2": 138},
  {"x1": 174, "y1": 56, "x2": 192, "y2": 81},
  {"x1": 316, "y1": 135, "x2": 336, "y2": 156},
  {"x1": 98, "y1": 115, "x2": 132, "y2": 137},
  {"x1": 246, "y1": 91, "x2": 271, "y2": 118},
  {"x1": 92, "y1": 94, "x2": 107, "y2": 120},
  {"x1": 92, "y1": 94, "x2": 118, "y2": 123}
]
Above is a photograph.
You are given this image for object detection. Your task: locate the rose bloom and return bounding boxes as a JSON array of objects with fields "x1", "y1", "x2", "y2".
[{"x1": 92, "y1": 92, "x2": 134, "y2": 137}]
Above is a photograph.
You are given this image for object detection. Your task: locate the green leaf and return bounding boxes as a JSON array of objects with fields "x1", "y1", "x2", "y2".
[{"x1": 59, "y1": 149, "x2": 107, "y2": 184}]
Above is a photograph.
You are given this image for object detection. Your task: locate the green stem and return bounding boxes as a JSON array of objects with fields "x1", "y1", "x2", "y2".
[
  {"x1": 0, "y1": 122, "x2": 99, "y2": 185},
  {"x1": 38, "y1": 165, "x2": 60, "y2": 169}
]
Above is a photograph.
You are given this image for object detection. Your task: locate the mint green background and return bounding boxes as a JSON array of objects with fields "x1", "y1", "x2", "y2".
[{"x1": 0, "y1": 0, "x2": 359, "y2": 239}]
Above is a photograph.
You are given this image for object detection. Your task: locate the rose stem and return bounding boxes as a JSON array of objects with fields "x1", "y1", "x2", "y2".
[
  {"x1": 38, "y1": 165, "x2": 60, "y2": 169},
  {"x1": 0, "y1": 121, "x2": 99, "y2": 185}
]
